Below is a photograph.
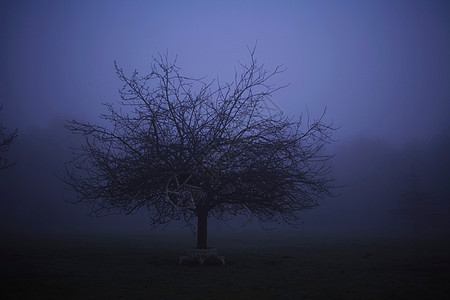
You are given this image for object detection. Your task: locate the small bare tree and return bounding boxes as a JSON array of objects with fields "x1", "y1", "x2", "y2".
[
  {"x1": 0, "y1": 106, "x2": 18, "y2": 170},
  {"x1": 392, "y1": 166, "x2": 436, "y2": 234},
  {"x1": 64, "y1": 48, "x2": 336, "y2": 249}
]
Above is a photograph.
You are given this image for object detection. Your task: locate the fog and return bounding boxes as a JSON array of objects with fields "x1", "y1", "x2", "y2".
[
  {"x1": 1, "y1": 121, "x2": 449, "y2": 239},
  {"x1": 1, "y1": 0, "x2": 449, "y2": 240}
]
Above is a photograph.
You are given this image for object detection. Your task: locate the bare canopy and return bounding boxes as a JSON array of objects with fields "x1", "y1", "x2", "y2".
[{"x1": 64, "y1": 48, "x2": 336, "y2": 248}]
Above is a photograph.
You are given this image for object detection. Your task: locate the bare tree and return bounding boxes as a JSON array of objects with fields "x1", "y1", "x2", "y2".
[
  {"x1": 63, "y1": 49, "x2": 336, "y2": 249},
  {"x1": 392, "y1": 166, "x2": 437, "y2": 234},
  {"x1": 0, "y1": 106, "x2": 18, "y2": 170}
]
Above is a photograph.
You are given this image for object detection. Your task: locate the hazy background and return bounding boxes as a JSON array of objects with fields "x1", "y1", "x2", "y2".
[{"x1": 1, "y1": 0, "x2": 449, "y2": 239}]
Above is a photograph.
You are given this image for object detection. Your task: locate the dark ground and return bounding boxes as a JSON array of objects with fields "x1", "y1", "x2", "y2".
[{"x1": 1, "y1": 233, "x2": 449, "y2": 299}]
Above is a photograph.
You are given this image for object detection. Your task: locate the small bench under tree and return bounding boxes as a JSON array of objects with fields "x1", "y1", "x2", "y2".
[{"x1": 179, "y1": 248, "x2": 226, "y2": 266}]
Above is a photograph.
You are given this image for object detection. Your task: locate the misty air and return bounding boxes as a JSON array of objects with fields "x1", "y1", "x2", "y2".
[{"x1": 1, "y1": 1, "x2": 449, "y2": 298}]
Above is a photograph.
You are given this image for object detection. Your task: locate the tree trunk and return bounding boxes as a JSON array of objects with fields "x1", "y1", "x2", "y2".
[{"x1": 196, "y1": 209, "x2": 208, "y2": 249}]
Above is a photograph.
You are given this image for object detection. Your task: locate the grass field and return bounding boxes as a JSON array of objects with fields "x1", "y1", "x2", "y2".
[{"x1": 1, "y1": 233, "x2": 449, "y2": 299}]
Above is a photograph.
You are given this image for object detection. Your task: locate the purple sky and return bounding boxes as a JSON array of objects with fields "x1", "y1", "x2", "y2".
[{"x1": 1, "y1": 0, "x2": 449, "y2": 144}]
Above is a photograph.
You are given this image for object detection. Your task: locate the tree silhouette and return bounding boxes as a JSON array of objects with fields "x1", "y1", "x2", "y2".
[
  {"x1": 63, "y1": 49, "x2": 336, "y2": 249},
  {"x1": 392, "y1": 166, "x2": 436, "y2": 234},
  {"x1": 0, "y1": 106, "x2": 18, "y2": 170}
]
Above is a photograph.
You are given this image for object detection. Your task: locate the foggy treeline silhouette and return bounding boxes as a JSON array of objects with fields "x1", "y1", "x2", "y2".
[
  {"x1": 305, "y1": 133, "x2": 450, "y2": 236},
  {"x1": 0, "y1": 119, "x2": 449, "y2": 237}
]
